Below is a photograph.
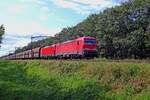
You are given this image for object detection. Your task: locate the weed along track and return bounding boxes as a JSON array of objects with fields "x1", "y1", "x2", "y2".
[{"x1": 14, "y1": 59, "x2": 150, "y2": 64}]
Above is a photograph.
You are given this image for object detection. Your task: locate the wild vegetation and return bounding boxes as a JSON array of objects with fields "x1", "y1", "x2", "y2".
[
  {"x1": 0, "y1": 60, "x2": 150, "y2": 100},
  {"x1": 15, "y1": 0, "x2": 150, "y2": 59}
]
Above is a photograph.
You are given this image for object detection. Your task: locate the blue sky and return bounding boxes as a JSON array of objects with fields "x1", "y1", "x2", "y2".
[{"x1": 0, "y1": 0, "x2": 127, "y2": 56}]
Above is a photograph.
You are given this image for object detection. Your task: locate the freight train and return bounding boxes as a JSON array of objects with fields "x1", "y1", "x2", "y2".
[{"x1": 1, "y1": 36, "x2": 98, "y2": 60}]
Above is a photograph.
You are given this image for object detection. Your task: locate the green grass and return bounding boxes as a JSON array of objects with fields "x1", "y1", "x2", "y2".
[{"x1": 0, "y1": 60, "x2": 150, "y2": 100}]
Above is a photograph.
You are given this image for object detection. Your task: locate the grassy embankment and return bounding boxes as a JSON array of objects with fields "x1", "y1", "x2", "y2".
[{"x1": 0, "y1": 59, "x2": 150, "y2": 100}]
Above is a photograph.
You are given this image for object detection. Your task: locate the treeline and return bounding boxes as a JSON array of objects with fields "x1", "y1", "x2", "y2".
[{"x1": 16, "y1": 0, "x2": 150, "y2": 59}]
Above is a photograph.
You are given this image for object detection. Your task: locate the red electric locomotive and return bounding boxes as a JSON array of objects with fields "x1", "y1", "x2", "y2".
[
  {"x1": 40, "y1": 44, "x2": 56, "y2": 59},
  {"x1": 40, "y1": 36, "x2": 98, "y2": 59}
]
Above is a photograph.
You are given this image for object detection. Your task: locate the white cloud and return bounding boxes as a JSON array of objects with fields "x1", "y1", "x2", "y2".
[
  {"x1": 41, "y1": 6, "x2": 50, "y2": 12},
  {"x1": 72, "y1": 0, "x2": 118, "y2": 8},
  {"x1": 20, "y1": 0, "x2": 47, "y2": 5},
  {"x1": 51, "y1": 0, "x2": 119, "y2": 14},
  {"x1": 4, "y1": 20, "x2": 61, "y2": 36},
  {"x1": 7, "y1": 4, "x2": 27, "y2": 14},
  {"x1": 39, "y1": 15, "x2": 49, "y2": 21},
  {"x1": 52, "y1": 0, "x2": 88, "y2": 14},
  {"x1": 16, "y1": 0, "x2": 121, "y2": 15},
  {"x1": 18, "y1": 0, "x2": 50, "y2": 14}
]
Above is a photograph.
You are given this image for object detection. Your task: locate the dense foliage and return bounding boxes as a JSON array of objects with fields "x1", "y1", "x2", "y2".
[
  {"x1": 0, "y1": 25, "x2": 5, "y2": 46},
  {"x1": 16, "y1": 0, "x2": 150, "y2": 59},
  {"x1": 0, "y1": 60, "x2": 150, "y2": 100}
]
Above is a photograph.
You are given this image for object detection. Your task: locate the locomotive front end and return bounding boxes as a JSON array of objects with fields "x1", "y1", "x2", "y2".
[{"x1": 83, "y1": 37, "x2": 98, "y2": 58}]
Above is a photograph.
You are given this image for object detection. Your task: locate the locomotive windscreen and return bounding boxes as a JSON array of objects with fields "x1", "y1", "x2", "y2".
[{"x1": 84, "y1": 39, "x2": 96, "y2": 44}]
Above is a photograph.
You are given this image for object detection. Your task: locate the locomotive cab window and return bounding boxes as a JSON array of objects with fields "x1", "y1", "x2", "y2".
[
  {"x1": 84, "y1": 39, "x2": 96, "y2": 44},
  {"x1": 77, "y1": 41, "x2": 79, "y2": 45}
]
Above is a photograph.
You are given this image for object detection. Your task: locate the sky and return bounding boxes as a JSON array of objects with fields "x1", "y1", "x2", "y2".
[{"x1": 0, "y1": 0, "x2": 127, "y2": 56}]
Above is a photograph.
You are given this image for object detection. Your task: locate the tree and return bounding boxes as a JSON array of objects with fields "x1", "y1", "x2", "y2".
[{"x1": 0, "y1": 25, "x2": 5, "y2": 47}]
